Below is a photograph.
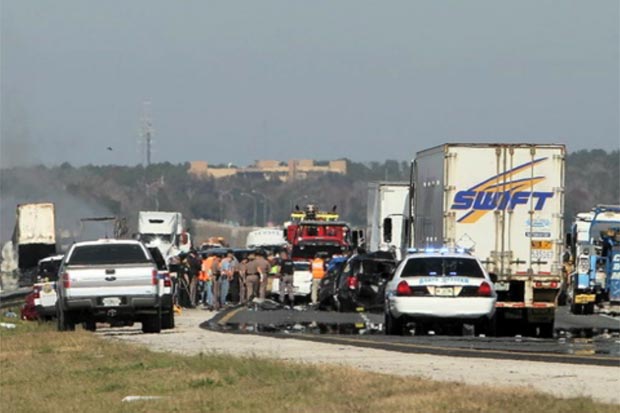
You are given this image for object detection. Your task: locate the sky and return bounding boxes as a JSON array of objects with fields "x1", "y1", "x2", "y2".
[{"x1": 1, "y1": 0, "x2": 618, "y2": 167}]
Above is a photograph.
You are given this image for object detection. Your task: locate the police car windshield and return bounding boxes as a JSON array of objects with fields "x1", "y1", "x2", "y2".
[{"x1": 401, "y1": 257, "x2": 484, "y2": 278}]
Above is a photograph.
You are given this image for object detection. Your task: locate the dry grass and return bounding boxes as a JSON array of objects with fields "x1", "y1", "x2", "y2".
[{"x1": 0, "y1": 316, "x2": 616, "y2": 413}]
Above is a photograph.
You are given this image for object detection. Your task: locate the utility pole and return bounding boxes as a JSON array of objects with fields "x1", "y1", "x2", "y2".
[{"x1": 140, "y1": 101, "x2": 154, "y2": 166}]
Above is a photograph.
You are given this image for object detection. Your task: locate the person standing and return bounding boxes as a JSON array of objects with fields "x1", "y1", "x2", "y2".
[
  {"x1": 237, "y1": 255, "x2": 248, "y2": 303},
  {"x1": 199, "y1": 253, "x2": 214, "y2": 309},
  {"x1": 219, "y1": 250, "x2": 235, "y2": 307},
  {"x1": 256, "y1": 250, "x2": 272, "y2": 299},
  {"x1": 210, "y1": 254, "x2": 222, "y2": 309},
  {"x1": 311, "y1": 253, "x2": 325, "y2": 304},
  {"x1": 187, "y1": 250, "x2": 202, "y2": 308},
  {"x1": 278, "y1": 251, "x2": 295, "y2": 306},
  {"x1": 244, "y1": 252, "x2": 259, "y2": 302}
]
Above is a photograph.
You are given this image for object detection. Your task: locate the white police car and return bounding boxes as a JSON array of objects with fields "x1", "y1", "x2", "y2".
[{"x1": 384, "y1": 248, "x2": 496, "y2": 336}]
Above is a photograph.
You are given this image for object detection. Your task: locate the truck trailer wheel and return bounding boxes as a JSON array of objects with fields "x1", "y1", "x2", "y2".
[
  {"x1": 56, "y1": 305, "x2": 75, "y2": 332},
  {"x1": 538, "y1": 322, "x2": 554, "y2": 339}
]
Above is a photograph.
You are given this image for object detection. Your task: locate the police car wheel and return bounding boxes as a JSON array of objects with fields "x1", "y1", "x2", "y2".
[{"x1": 385, "y1": 311, "x2": 403, "y2": 335}]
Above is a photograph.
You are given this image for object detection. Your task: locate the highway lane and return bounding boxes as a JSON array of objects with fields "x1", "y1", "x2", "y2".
[{"x1": 204, "y1": 302, "x2": 620, "y2": 367}]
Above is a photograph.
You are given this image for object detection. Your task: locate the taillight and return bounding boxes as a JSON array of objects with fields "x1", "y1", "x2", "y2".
[
  {"x1": 550, "y1": 281, "x2": 558, "y2": 289},
  {"x1": 396, "y1": 281, "x2": 411, "y2": 296},
  {"x1": 535, "y1": 281, "x2": 542, "y2": 288},
  {"x1": 347, "y1": 276, "x2": 358, "y2": 290},
  {"x1": 62, "y1": 272, "x2": 71, "y2": 289},
  {"x1": 163, "y1": 272, "x2": 171, "y2": 288},
  {"x1": 478, "y1": 281, "x2": 492, "y2": 297},
  {"x1": 152, "y1": 269, "x2": 158, "y2": 285}
]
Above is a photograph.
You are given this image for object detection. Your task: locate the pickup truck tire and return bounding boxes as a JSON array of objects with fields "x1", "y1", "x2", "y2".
[
  {"x1": 56, "y1": 305, "x2": 75, "y2": 332},
  {"x1": 161, "y1": 308, "x2": 175, "y2": 330},
  {"x1": 141, "y1": 315, "x2": 162, "y2": 334},
  {"x1": 83, "y1": 320, "x2": 97, "y2": 332}
]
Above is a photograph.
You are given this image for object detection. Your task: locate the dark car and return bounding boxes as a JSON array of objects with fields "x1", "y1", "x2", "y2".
[
  {"x1": 318, "y1": 257, "x2": 348, "y2": 310},
  {"x1": 320, "y1": 252, "x2": 397, "y2": 313}
]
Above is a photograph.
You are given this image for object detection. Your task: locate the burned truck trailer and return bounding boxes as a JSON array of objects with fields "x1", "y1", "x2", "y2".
[{"x1": 12, "y1": 203, "x2": 57, "y2": 285}]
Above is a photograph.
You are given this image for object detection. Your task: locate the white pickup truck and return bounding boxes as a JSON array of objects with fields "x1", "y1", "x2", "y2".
[{"x1": 56, "y1": 239, "x2": 172, "y2": 333}]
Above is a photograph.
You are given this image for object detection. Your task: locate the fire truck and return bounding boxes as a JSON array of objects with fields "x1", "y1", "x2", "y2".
[{"x1": 284, "y1": 205, "x2": 354, "y2": 261}]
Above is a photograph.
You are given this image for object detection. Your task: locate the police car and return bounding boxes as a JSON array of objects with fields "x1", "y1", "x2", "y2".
[{"x1": 384, "y1": 248, "x2": 496, "y2": 336}]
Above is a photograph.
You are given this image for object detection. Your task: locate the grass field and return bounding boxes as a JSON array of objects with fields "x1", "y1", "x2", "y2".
[{"x1": 0, "y1": 315, "x2": 616, "y2": 413}]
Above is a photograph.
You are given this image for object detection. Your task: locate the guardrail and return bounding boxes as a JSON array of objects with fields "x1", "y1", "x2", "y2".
[{"x1": 0, "y1": 287, "x2": 30, "y2": 310}]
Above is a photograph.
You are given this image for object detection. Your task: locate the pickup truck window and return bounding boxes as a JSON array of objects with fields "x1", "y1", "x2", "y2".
[{"x1": 67, "y1": 244, "x2": 150, "y2": 266}]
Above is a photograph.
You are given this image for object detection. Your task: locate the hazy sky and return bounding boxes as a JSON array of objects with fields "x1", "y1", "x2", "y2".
[{"x1": 1, "y1": 0, "x2": 618, "y2": 167}]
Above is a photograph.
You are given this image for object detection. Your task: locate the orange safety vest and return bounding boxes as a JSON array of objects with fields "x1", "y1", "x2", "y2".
[
  {"x1": 312, "y1": 258, "x2": 325, "y2": 279},
  {"x1": 199, "y1": 257, "x2": 214, "y2": 281}
]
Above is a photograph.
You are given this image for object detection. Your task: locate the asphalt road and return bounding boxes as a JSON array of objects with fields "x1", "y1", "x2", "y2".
[{"x1": 205, "y1": 302, "x2": 620, "y2": 366}]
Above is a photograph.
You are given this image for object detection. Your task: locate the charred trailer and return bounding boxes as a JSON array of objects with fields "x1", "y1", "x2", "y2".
[{"x1": 12, "y1": 203, "x2": 57, "y2": 286}]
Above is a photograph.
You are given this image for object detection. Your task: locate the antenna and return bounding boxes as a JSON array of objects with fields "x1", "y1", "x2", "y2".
[{"x1": 140, "y1": 101, "x2": 154, "y2": 166}]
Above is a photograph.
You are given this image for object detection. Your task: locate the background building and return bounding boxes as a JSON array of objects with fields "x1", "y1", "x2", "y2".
[{"x1": 189, "y1": 159, "x2": 347, "y2": 181}]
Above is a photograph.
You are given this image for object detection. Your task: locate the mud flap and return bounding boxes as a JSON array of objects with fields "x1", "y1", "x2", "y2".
[{"x1": 526, "y1": 308, "x2": 555, "y2": 323}]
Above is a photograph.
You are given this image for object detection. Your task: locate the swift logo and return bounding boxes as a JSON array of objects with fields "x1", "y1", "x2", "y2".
[{"x1": 451, "y1": 158, "x2": 554, "y2": 224}]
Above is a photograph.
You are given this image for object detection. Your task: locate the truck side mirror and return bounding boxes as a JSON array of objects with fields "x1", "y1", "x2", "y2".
[
  {"x1": 383, "y1": 218, "x2": 392, "y2": 243},
  {"x1": 488, "y1": 272, "x2": 498, "y2": 284},
  {"x1": 565, "y1": 232, "x2": 572, "y2": 248}
]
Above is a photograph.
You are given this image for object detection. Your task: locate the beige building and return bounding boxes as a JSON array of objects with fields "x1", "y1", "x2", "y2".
[{"x1": 189, "y1": 159, "x2": 347, "y2": 181}]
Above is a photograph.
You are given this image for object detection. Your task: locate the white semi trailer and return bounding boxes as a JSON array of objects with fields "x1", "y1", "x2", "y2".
[
  {"x1": 412, "y1": 143, "x2": 565, "y2": 336},
  {"x1": 366, "y1": 182, "x2": 411, "y2": 260}
]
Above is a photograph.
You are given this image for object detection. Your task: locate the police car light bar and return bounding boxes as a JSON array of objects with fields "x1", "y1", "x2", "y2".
[{"x1": 407, "y1": 247, "x2": 472, "y2": 255}]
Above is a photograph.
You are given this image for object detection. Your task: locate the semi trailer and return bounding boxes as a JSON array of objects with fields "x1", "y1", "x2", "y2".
[{"x1": 412, "y1": 143, "x2": 565, "y2": 336}]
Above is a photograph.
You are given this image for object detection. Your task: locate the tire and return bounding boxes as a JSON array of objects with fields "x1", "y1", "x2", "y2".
[
  {"x1": 56, "y1": 304, "x2": 75, "y2": 332},
  {"x1": 538, "y1": 322, "x2": 554, "y2": 339},
  {"x1": 384, "y1": 311, "x2": 403, "y2": 335},
  {"x1": 161, "y1": 308, "x2": 175, "y2": 330},
  {"x1": 475, "y1": 316, "x2": 497, "y2": 337},
  {"x1": 570, "y1": 302, "x2": 583, "y2": 315},
  {"x1": 83, "y1": 320, "x2": 97, "y2": 332},
  {"x1": 142, "y1": 314, "x2": 162, "y2": 334}
]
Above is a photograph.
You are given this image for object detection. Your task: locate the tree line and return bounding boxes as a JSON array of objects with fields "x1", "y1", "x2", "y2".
[{"x1": 0, "y1": 150, "x2": 617, "y2": 236}]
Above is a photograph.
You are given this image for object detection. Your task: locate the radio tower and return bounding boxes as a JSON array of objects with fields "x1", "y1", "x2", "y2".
[{"x1": 140, "y1": 101, "x2": 154, "y2": 166}]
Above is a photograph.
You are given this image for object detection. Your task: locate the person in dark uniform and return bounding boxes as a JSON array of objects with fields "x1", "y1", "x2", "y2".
[
  {"x1": 278, "y1": 251, "x2": 295, "y2": 306},
  {"x1": 186, "y1": 250, "x2": 202, "y2": 307}
]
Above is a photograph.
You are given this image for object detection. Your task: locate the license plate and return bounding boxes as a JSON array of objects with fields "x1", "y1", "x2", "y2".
[
  {"x1": 102, "y1": 297, "x2": 121, "y2": 307},
  {"x1": 435, "y1": 287, "x2": 454, "y2": 297},
  {"x1": 574, "y1": 294, "x2": 596, "y2": 304}
]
